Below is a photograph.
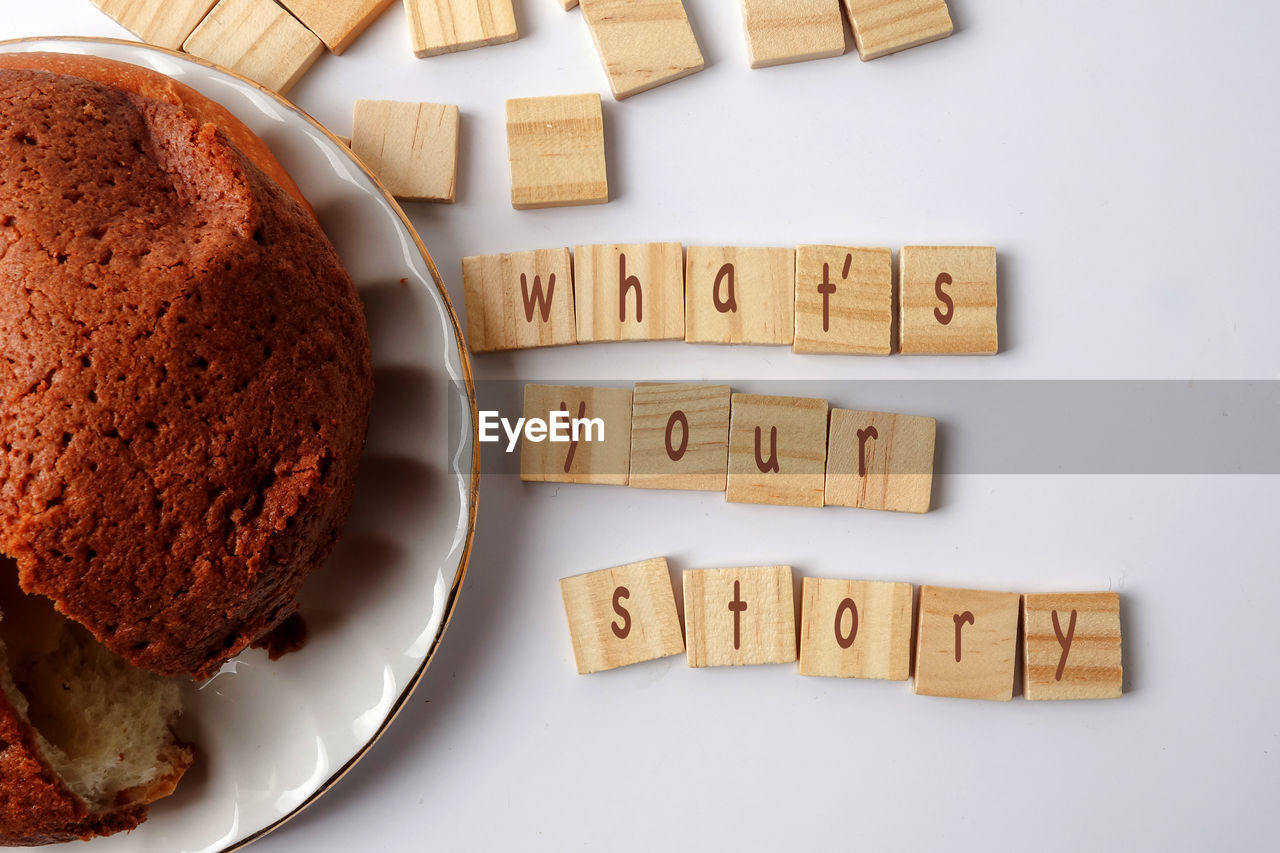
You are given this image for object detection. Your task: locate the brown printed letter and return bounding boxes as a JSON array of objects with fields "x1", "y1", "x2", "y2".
[
  {"x1": 728, "y1": 580, "x2": 748, "y2": 650},
  {"x1": 619, "y1": 253, "x2": 642, "y2": 323},
  {"x1": 933, "y1": 272, "x2": 954, "y2": 325},
  {"x1": 1051, "y1": 609, "x2": 1078, "y2": 681},
  {"x1": 665, "y1": 410, "x2": 689, "y2": 461},
  {"x1": 520, "y1": 273, "x2": 556, "y2": 323},
  {"x1": 835, "y1": 598, "x2": 859, "y2": 650},
  {"x1": 856, "y1": 426, "x2": 878, "y2": 478},
  {"x1": 754, "y1": 426, "x2": 780, "y2": 473},
  {"x1": 560, "y1": 400, "x2": 587, "y2": 473},
  {"x1": 953, "y1": 611, "x2": 975, "y2": 662},
  {"x1": 713, "y1": 262, "x2": 738, "y2": 313},
  {"x1": 611, "y1": 586, "x2": 631, "y2": 639}
]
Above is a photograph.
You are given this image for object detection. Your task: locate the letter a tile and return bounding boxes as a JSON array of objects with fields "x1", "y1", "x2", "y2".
[
  {"x1": 630, "y1": 383, "x2": 731, "y2": 491},
  {"x1": 574, "y1": 243, "x2": 685, "y2": 342},
  {"x1": 1023, "y1": 593, "x2": 1122, "y2": 700},
  {"x1": 683, "y1": 566, "x2": 796, "y2": 667},
  {"x1": 913, "y1": 585, "x2": 1020, "y2": 701},
  {"x1": 520, "y1": 384, "x2": 633, "y2": 485},
  {"x1": 798, "y1": 578, "x2": 913, "y2": 680},
  {"x1": 726, "y1": 394, "x2": 828, "y2": 507},
  {"x1": 462, "y1": 248, "x2": 577, "y2": 352},
  {"x1": 560, "y1": 557, "x2": 685, "y2": 674},
  {"x1": 685, "y1": 246, "x2": 795, "y2": 345}
]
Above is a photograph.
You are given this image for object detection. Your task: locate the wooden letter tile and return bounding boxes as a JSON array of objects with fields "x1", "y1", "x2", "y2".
[
  {"x1": 685, "y1": 246, "x2": 794, "y2": 346},
  {"x1": 520, "y1": 384, "x2": 633, "y2": 485},
  {"x1": 684, "y1": 566, "x2": 796, "y2": 667},
  {"x1": 560, "y1": 557, "x2": 684, "y2": 674},
  {"x1": 506, "y1": 94, "x2": 608, "y2": 210},
  {"x1": 574, "y1": 243, "x2": 684, "y2": 342},
  {"x1": 898, "y1": 245, "x2": 998, "y2": 354},
  {"x1": 913, "y1": 585, "x2": 1020, "y2": 701},
  {"x1": 630, "y1": 383, "x2": 731, "y2": 491},
  {"x1": 793, "y1": 245, "x2": 892, "y2": 355},
  {"x1": 740, "y1": 0, "x2": 846, "y2": 69},
  {"x1": 557, "y1": 1, "x2": 579, "y2": 10},
  {"x1": 841, "y1": 0, "x2": 953, "y2": 61},
  {"x1": 277, "y1": 0, "x2": 392, "y2": 53},
  {"x1": 1023, "y1": 593, "x2": 1123, "y2": 700},
  {"x1": 726, "y1": 394, "x2": 828, "y2": 507},
  {"x1": 405, "y1": 0, "x2": 519, "y2": 58},
  {"x1": 825, "y1": 409, "x2": 936, "y2": 513},
  {"x1": 91, "y1": 0, "x2": 218, "y2": 50},
  {"x1": 351, "y1": 99, "x2": 459, "y2": 202},
  {"x1": 183, "y1": 0, "x2": 325, "y2": 95},
  {"x1": 798, "y1": 578, "x2": 913, "y2": 680},
  {"x1": 578, "y1": 0, "x2": 705, "y2": 99},
  {"x1": 462, "y1": 248, "x2": 576, "y2": 352}
]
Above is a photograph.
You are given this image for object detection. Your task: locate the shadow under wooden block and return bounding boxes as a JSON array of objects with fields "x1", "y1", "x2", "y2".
[
  {"x1": 91, "y1": 0, "x2": 219, "y2": 50},
  {"x1": 898, "y1": 245, "x2": 998, "y2": 354},
  {"x1": 684, "y1": 566, "x2": 796, "y2": 667},
  {"x1": 798, "y1": 578, "x2": 913, "y2": 679},
  {"x1": 405, "y1": 0, "x2": 519, "y2": 58},
  {"x1": 1023, "y1": 592, "x2": 1123, "y2": 700},
  {"x1": 463, "y1": 248, "x2": 576, "y2": 352},
  {"x1": 520, "y1": 384, "x2": 633, "y2": 485},
  {"x1": 574, "y1": 243, "x2": 684, "y2": 342},
  {"x1": 726, "y1": 393, "x2": 828, "y2": 507},
  {"x1": 825, "y1": 409, "x2": 936, "y2": 513},
  {"x1": 183, "y1": 0, "x2": 325, "y2": 95},
  {"x1": 579, "y1": 0, "x2": 705, "y2": 99},
  {"x1": 352, "y1": 99, "x2": 459, "y2": 202},
  {"x1": 841, "y1": 0, "x2": 953, "y2": 61},
  {"x1": 506, "y1": 93, "x2": 608, "y2": 210},
  {"x1": 793, "y1": 245, "x2": 892, "y2": 355},
  {"x1": 740, "y1": 0, "x2": 847, "y2": 69},
  {"x1": 560, "y1": 557, "x2": 685, "y2": 674},
  {"x1": 685, "y1": 246, "x2": 794, "y2": 345},
  {"x1": 630, "y1": 383, "x2": 731, "y2": 491},
  {"x1": 278, "y1": 0, "x2": 392, "y2": 53},
  {"x1": 913, "y1": 585, "x2": 1020, "y2": 701}
]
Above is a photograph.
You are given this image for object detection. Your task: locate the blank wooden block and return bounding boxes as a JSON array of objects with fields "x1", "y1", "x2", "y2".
[
  {"x1": 462, "y1": 248, "x2": 576, "y2": 353},
  {"x1": 914, "y1": 585, "x2": 1020, "y2": 701},
  {"x1": 579, "y1": 0, "x2": 705, "y2": 99},
  {"x1": 898, "y1": 245, "x2": 998, "y2": 354},
  {"x1": 183, "y1": 0, "x2": 325, "y2": 95},
  {"x1": 506, "y1": 94, "x2": 608, "y2": 210},
  {"x1": 405, "y1": 0, "x2": 519, "y2": 57},
  {"x1": 798, "y1": 578, "x2": 913, "y2": 680},
  {"x1": 825, "y1": 409, "x2": 935, "y2": 513},
  {"x1": 1023, "y1": 593, "x2": 1123, "y2": 700},
  {"x1": 91, "y1": 0, "x2": 218, "y2": 50},
  {"x1": 685, "y1": 246, "x2": 794, "y2": 346},
  {"x1": 793, "y1": 245, "x2": 892, "y2": 355},
  {"x1": 560, "y1": 557, "x2": 684, "y2": 674},
  {"x1": 740, "y1": 0, "x2": 846, "y2": 69},
  {"x1": 841, "y1": 0, "x2": 953, "y2": 61},
  {"x1": 574, "y1": 243, "x2": 684, "y2": 342},
  {"x1": 557, "y1": 0, "x2": 578, "y2": 9},
  {"x1": 278, "y1": 0, "x2": 392, "y2": 53},
  {"x1": 630, "y1": 383, "x2": 731, "y2": 492},
  {"x1": 726, "y1": 394, "x2": 828, "y2": 508},
  {"x1": 520, "y1": 384, "x2": 633, "y2": 485},
  {"x1": 684, "y1": 566, "x2": 796, "y2": 667},
  {"x1": 351, "y1": 100, "x2": 459, "y2": 202}
]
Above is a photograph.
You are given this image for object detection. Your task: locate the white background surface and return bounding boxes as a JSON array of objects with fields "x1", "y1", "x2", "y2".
[{"x1": 4, "y1": 1, "x2": 1279, "y2": 850}]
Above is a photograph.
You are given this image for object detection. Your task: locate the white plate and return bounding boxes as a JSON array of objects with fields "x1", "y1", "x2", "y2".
[{"x1": 0, "y1": 37, "x2": 479, "y2": 853}]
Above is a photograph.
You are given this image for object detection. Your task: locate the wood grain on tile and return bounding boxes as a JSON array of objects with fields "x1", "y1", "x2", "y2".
[
  {"x1": 741, "y1": 0, "x2": 846, "y2": 68},
  {"x1": 506, "y1": 93, "x2": 609, "y2": 209},
  {"x1": 841, "y1": 0, "x2": 952, "y2": 61},
  {"x1": 684, "y1": 566, "x2": 796, "y2": 667},
  {"x1": 560, "y1": 557, "x2": 684, "y2": 674},
  {"x1": 726, "y1": 393, "x2": 828, "y2": 507},
  {"x1": 574, "y1": 242, "x2": 684, "y2": 342},
  {"x1": 463, "y1": 248, "x2": 576, "y2": 352},
  {"x1": 405, "y1": 0, "x2": 519, "y2": 58},
  {"x1": 898, "y1": 245, "x2": 998, "y2": 354},
  {"x1": 520, "y1": 384, "x2": 633, "y2": 485},
  {"x1": 913, "y1": 585, "x2": 1020, "y2": 701},
  {"x1": 352, "y1": 99, "x2": 459, "y2": 202},
  {"x1": 793, "y1": 245, "x2": 892, "y2": 355},
  {"x1": 798, "y1": 578, "x2": 913, "y2": 679},
  {"x1": 630, "y1": 383, "x2": 731, "y2": 491},
  {"x1": 1023, "y1": 592, "x2": 1123, "y2": 700},
  {"x1": 825, "y1": 408, "x2": 936, "y2": 513},
  {"x1": 91, "y1": 0, "x2": 218, "y2": 50},
  {"x1": 685, "y1": 246, "x2": 795, "y2": 345},
  {"x1": 278, "y1": 0, "x2": 392, "y2": 53},
  {"x1": 182, "y1": 0, "x2": 324, "y2": 95},
  {"x1": 578, "y1": 0, "x2": 705, "y2": 99}
]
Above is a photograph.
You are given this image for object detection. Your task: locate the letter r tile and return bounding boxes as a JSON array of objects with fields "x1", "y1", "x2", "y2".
[
  {"x1": 683, "y1": 566, "x2": 796, "y2": 667},
  {"x1": 1023, "y1": 592, "x2": 1122, "y2": 700},
  {"x1": 520, "y1": 384, "x2": 633, "y2": 485},
  {"x1": 462, "y1": 248, "x2": 576, "y2": 353},
  {"x1": 560, "y1": 558, "x2": 685, "y2": 674},
  {"x1": 913, "y1": 585, "x2": 1020, "y2": 701},
  {"x1": 825, "y1": 409, "x2": 936, "y2": 513},
  {"x1": 726, "y1": 393, "x2": 828, "y2": 507}
]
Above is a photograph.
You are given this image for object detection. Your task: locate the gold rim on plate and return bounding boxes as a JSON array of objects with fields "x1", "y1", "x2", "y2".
[{"x1": 0, "y1": 35, "x2": 482, "y2": 852}]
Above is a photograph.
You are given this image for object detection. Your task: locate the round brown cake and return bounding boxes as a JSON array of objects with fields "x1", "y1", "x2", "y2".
[{"x1": 0, "y1": 57, "x2": 374, "y2": 680}]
